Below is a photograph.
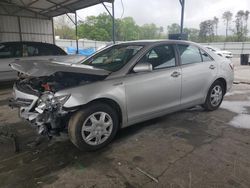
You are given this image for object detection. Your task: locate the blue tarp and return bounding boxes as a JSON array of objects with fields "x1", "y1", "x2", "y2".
[{"x1": 66, "y1": 47, "x2": 96, "y2": 56}]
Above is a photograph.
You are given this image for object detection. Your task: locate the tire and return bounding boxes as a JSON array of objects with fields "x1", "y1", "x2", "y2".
[
  {"x1": 203, "y1": 80, "x2": 225, "y2": 111},
  {"x1": 68, "y1": 103, "x2": 119, "y2": 151}
]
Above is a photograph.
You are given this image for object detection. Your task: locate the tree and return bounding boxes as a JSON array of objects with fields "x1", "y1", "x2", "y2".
[
  {"x1": 234, "y1": 10, "x2": 248, "y2": 41},
  {"x1": 183, "y1": 28, "x2": 200, "y2": 42},
  {"x1": 199, "y1": 20, "x2": 215, "y2": 42},
  {"x1": 77, "y1": 13, "x2": 112, "y2": 41},
  {"x1": 213, "y1": 17, "x2": 219, "y2": 36},
  {"x1": 54, "y1": 15, "x2": 75, "y2": 39},
  {"x1": 222, "y1": 11, "x2": 233, "y2": 38},
  {"x1": 244, "y1": 11, "x2": 250, "y2": 40},
  {"x1": 116, "y1": 17, "x2": 139, "y2": 41},
  {"x1": 167, "y1": 23, "x2": 181, "y2": 34},
  {"x1": 139, "y1": 23, "x2": 161, "y2": 39}
]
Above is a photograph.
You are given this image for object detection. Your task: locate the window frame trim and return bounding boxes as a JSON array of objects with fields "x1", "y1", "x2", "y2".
[
  {"x1": 199, "y1": 48, "x2": 214, "y2": 62},
  {"x1": 129, "y1": 43, "x2": 178, "y2": 74}
]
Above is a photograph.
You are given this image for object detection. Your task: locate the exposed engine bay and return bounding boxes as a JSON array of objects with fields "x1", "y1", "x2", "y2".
[{"x1": 10, "y1": 71, "x2": 107, "y2": 137}]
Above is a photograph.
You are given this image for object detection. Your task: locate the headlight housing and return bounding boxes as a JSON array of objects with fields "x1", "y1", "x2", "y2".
[
  {"x1": 35, "y1": 93, "x2": 70, "y2": 114},
  {"x1": 53, "y1": 94, "x2": 71, "y2": 105}
]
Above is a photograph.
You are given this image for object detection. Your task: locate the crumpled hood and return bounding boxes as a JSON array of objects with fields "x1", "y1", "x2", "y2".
[{"x1": 10, "y1": 60, "x2": 110, "y2": 77}]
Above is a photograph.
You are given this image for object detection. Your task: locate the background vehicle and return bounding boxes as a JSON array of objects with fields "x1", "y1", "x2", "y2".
[
  {"x1": 10, "y1": 40, "x2": 234, "y2": 151},
  {"x1": 0, "y1": 41, "x2": 85, "y2": 82},
  {"x1": 205, "y1": 45, "x2": 233, "y2": 58}
]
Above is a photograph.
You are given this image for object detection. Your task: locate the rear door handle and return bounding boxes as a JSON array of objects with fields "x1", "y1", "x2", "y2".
[
  {"x1": 171, "y1": 71, "x2": 181, "y2": 77},
  {"x1": 209, "y1": 65, "x2": 216, "y2": 69}
]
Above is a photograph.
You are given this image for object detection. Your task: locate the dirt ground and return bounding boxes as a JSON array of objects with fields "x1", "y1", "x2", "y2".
[{"x1": 0, "y1": 82, "x2": 250, "y2": 188}]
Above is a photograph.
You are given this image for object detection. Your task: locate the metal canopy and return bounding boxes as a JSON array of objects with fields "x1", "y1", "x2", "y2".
[{"x1": 0, "y1": 0, "x2": 113, "y2": 19}]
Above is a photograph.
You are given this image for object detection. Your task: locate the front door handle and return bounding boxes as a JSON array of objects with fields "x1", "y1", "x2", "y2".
[
  {"x1": 209, "y1": 65, "x2": 216, "y2": 69},
  {"x1": 171, "y1": 71, "x2": 181, "y2": 77}
]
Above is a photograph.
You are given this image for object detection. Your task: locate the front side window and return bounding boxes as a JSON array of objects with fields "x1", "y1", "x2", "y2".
[
  {"x1": 141, "y1": 45, "x2": 176, "y2": 70},
  {"x1": 178, "y1": 44, "x2": 202, "y2": 65},
  {"x1": 82, "y1": 45, "x2": 143, "y2": 72}
]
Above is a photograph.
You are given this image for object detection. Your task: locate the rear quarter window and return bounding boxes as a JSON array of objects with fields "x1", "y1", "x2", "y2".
[{"x1": 177, "y1": 44, "x2": 202, "y2": 65}]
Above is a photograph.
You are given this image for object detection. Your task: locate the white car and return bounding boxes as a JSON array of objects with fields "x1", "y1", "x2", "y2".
[
  {"x1": 0, "y1": 41, "x2": 85, "y2": 82},
  {"x1": 205, "y1": 46, "x2": 233, "y2": 59}
]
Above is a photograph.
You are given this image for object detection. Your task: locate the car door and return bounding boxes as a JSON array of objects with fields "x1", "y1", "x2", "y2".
[
  {"x1": 177, "y1": 44, "x2": 217, "y2": 107},
  {"x1": 124, "y1": 44, "x2": 181, "y2": 125},
  {"x1": 0, "y1": 43, "x2": 22, "y2": 81}
]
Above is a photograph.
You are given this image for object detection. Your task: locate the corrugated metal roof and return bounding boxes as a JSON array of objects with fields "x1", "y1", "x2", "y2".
[{"x1": 0, "y1": 0, "x2": 114, "y2": 18}]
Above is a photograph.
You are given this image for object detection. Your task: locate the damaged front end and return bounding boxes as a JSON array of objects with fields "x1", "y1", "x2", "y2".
[
  {"x1": 9, "y1": 60, "x2": 110, "y2": 138},
  {"x1": 10, "y1": 80, "x2": 72, "y2": 137}
]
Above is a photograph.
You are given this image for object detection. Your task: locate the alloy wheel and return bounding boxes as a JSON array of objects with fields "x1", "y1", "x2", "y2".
[{"x1": 81, "y1": 112, "x2": 113, "y2": 146}]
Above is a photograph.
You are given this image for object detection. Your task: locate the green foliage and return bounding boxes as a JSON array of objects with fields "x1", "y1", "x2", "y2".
[
  {"x1": 54, "y1": 15, "x2": 75, "y2": 39},
  {"x1": 116, "y1": 17, "x2": 140, "y2": 41},
  {"x1": 55, "y1": 26, "x2": 75, "y2": 40},
  {"x1": 77, "y1": 13, "x2": 164, "y2": 41},
  {"x1": 167, "y1": 23, "x2": 180, "y2": 34},
  {"x1": 233, "y1": 10, "x2": 249, "y2": 42},
  {"x1": 54, "y1": 11, "x2": 250, "y2": 43},
  {"x1": 222, "y1": 11, "x2": 233, "y2": 37},
  {"x1": 199, "y1": 19, "x2": 216, "y2": 42},
  {"x1": 139, "y1": 23, "x2": 163, "y2": 39},
  {"x1": 78, "y1": 13, "x2": 112, "y2": 41}
]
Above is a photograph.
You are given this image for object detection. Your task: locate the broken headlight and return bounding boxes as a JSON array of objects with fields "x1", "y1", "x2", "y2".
[
  {"x1": 53, "y1": 94, "x2": 71, "y2": 105},
  {"x1": 35, "y1": 92, "x2": 70, "y2": 114}
]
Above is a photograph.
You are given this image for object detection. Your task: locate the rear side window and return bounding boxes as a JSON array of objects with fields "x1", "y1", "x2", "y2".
[
  {"x1": 141, "y1": 45, "x2": 176, "y2": 70},
  {"x1": 51, "y1": 45, "x2": 67, "y2": 55},
  {"x1": 38, "y1": 44, "x2": 66, "y2": 56},
  {"x1": 23, "y1": 44, "x2": 39, "y2": 57},
  {"x1": 177, "y1": 44, "x2": 202, "y2": 65},
  {"x1": 0, "y1": 44, "x2": 21, "y2": 58}
]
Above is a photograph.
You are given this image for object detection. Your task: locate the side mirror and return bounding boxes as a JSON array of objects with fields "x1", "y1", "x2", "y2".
[{"x1": 133, "y1": 62, "x2": 153, "y2": 73}]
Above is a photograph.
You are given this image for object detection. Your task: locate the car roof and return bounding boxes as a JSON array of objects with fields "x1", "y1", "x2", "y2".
[
  {"x1": 0, "y1": 41, "x2": 56, "y2": 46},
  {"x1": 116, "y1": 39, "x2": 199, "y2": 46}
]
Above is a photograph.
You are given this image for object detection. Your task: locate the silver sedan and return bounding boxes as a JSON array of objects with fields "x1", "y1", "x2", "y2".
[{"x1": 10, "y1": 40, "x2": 234, "y2": 151}]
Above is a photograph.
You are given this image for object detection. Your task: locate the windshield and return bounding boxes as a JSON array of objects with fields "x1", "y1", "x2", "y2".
[{"x1": 82, "y1": 44, "x2": 143, "y2": 72}]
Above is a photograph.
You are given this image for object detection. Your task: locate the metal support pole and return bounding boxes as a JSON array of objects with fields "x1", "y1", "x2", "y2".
[
  {"x1": 17, "y1": 17, "x2": 22, "y2": 42},
  {"x1": 101, "y1": 2, "x2": 116, "y2": 43},
  {"x1": 51, "y1": 18, "x2": 55, "y2": 44},
  {"x1": 179, "y1": 0, "x2": 185, "y2": 34},
  {"x1": 112, "y1": 1, "x2": 115, "y2": 44},
  {"x1": 75, "y1": 11, "x2": 79, "y2": 54}
]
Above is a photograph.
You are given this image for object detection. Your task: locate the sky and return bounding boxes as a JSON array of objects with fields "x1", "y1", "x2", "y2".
[{"x1": 76, "y1": 0, "x2": 250, "y2": 35}]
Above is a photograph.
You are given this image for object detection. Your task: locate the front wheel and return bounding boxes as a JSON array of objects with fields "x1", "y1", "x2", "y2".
[
  {"x1": 203, "y1": 81, "x2": 225, "y2": 111},
  {"x1": 68, "y1": 103, "x2": 119, "y2": 151}
]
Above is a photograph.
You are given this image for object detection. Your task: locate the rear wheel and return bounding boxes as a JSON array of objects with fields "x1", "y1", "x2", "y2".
[
  {"x1": 68, "y1": 103, "x2": 119, "y2": 151},
  {"x1": 203, "y1": 80, "x2": 225, "y2": 111}
]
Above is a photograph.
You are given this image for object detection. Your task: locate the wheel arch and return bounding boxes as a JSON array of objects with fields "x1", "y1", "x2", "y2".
[
  {"x1": 203, "y1": 77, "x2": 227, "y2": 103},
  {"x1": 215, "y1": 77, "x2": 227, "y2": 94},
  {"x1": 80, "y1": 98, "x2": 124, "y2": 129}
]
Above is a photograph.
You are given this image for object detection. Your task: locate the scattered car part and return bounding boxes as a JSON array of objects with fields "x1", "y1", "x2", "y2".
[{"x1": 0, "y1": 125, "x2": 19, "y2": 153}]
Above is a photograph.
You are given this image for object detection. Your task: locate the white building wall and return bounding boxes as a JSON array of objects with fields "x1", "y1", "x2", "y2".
[{"x1": 0, "y1": 15, "x2": 53, "y2": 43}]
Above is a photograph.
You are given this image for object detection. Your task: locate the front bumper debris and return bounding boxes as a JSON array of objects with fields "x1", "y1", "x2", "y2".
[{"x1": 10, "y1": 85, "x2": 69, "y2": 137}]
